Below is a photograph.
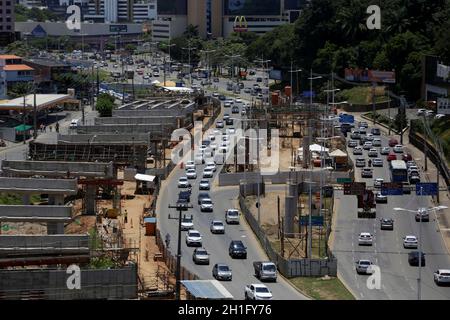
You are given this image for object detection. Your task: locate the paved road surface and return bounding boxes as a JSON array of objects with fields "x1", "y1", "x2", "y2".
[{"x1": 333, "y1": 124, "x2": 450, "y2": 299}]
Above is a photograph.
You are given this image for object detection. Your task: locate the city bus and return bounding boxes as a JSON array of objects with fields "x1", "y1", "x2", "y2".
[{"x1": 389, "y1": 160, "x2": 408, "y2": 182}]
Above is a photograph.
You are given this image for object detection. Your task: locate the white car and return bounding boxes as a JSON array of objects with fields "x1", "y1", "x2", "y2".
[
  {"x1": 417, "y1": 108, "x2": 426, "y2": 116},
  {"x1": 69, "y1": 119, "x2": 80, "y2": 129},
  {"x1": 358, "y1": 127, "x2": 367, "y2": 134},
  {"x1": 374, "y1": 178, "x2": 384, "y2": 188},
  {"x1": 368, "y1": 148, "x2": 378, "y2": 157},
  {"x1": 210, "y1": 142, "x2": 218, "y2": 151},
  {"x1": 380, "y1": 147, "x2": 390, "y2": 155},
  {"x1": 358, "y1": 232, "x2": 373, "y2": 246},
  {"x1": 194, "y1": 153, "x2": 204, "y2": 165},
  {"x1": 353, "y1": 147, "x2": 363, "y2": 155},
  {"x1": 372, "y1": 138, "x2": 382, "y2": 147},
  {"x1": 200, "y1": 198, "x2": 214, "y2": 212},
  {"x1": 227, "y1": 128, "x2": 236, "y2": 135},
  {"x1": 225, "y1": 209, "x2": 240, "y2": 224},
  {"x1": 205, "y1": 162, "x2": 216, "y2": 172},
  {"x1": 372, "y1": 158, "x2": 383, "y2": 167},
  {"x1": 245, "y1": 284, "x2": 273, "y2": 300},
  {"x1": 434, "y1": 269, "x2": 450, "y2": 285},
  {"x1": 199, "y1": 179, "x2": 210, "y2": 190},
  {"x1": 235, "y1": 98, "x2": 243, "y2": 105},
  {"x1": 178, "y1": 177, "x2": 190, "y2": 188},
  {"x1": 210, "y1": 220, "x2": 225, "y2": 234},
  {"x1": 403, "y1": 235, "x2": 418, "y2": 249},
  {"x1": 185, "y1": 160, "x2": 196, "y2": 170},
  {"x1": 185, "y1": 230, "x2": 202, "y2": 246},
  {"x1": 356, "y1": 260, "x2": 375, "y2": 275},
  {"x1": 186, "y1": 168, "x2": 197, "y2": 179},
  {"x1": 181, "y1": 215, "x2": 194, "y2": 231},
  {"x1": 393, "y1": 144, "x2": 404, "y2": 153},
  {"x1": 435, "y1": 114, "x2": 445, "y2": 119},
  {"x1": 203, "y1": 168, "x2": 214, "y2": 178},
  {"x1": 363, "y1": 141, "x2": 373, "y2": 150}
]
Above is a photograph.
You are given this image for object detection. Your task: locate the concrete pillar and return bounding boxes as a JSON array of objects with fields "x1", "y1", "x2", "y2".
[
  {"x1": 284, "y1": 196, "x2": 296, "y2": 237},
  {"x1": 47, "y1": 222, "x2": 65, "y2": 235},
  {"x1": 85, "y1": 185, "x2": 96, "y2": 215},
  {"x1": 22, "y1": 194, "x2": 31, "y2": 205}
]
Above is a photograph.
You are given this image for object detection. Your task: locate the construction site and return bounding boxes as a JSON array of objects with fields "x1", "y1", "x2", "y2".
[{"x1": 0, "y1": 91, "x2": 220, "y2": 300}]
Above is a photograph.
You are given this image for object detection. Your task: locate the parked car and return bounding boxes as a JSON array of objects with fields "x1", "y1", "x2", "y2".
[
  {"x1": 408, "y1": 251, "x2": 425, "y2": 266},
  {"x1": 245, "y1": 284, "x2": 272, "y2": 300},
  {"x1": 355, "y1": 260, "x2": 375, "y2": 275},
  {"x1": 380, "y1": 218, "x2": 394, "y2": 230},
  {"x1": 403, "y1": 235, "x2": 418, "y2": 249},
  {"x1": 185, "y1": 230, "x2": 202, "y2": 246},
  {"x1": 434, "y1": 269, "x2": 450, "y2": 285},
  {"x1": 358, "y1": 232, "x2": 373, "y2": 246},
  {"x1": 192, "y1": 248, "x2": 210, "y2": 265},
  {"x1": 229, "y1": 240, "x2": 247, "y2": 259},
  {"x1": 210, "y1": 220, "x2": 225, "y2": 234},
  {"x1": 212, "y1": 263, "x2": 232, "y2": 281}
]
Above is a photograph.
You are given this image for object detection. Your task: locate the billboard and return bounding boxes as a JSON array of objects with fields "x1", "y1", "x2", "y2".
[
  {"x1": 224, "y1": 0, "x2": 281, "y2": 15},
  {"x1": 157, "y1": 0, "x2": 187, "y2": 15},
  {"x1": 345, "y1": 68, "x2": 396, "y2": 84},
  {"x1": 110, "y1": 25, "x2": 127, "y2": 33},
  {"x1": 269, "y1": 69, "x2": 282, "y2": 81},
  {"x1": 437, "y1": 98, "x2": 450, "y2": 115}
]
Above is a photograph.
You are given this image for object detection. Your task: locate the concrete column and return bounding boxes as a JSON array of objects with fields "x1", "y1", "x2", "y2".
[
  {"x1": 85, "y1": 185, "x2": 96, "y2": 215},
  {"x1": 22, "y1": 194, "x2": 31, "y2": 205}
]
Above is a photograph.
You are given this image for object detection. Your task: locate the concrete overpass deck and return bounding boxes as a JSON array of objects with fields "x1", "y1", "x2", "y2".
[
  {"x1": 0, "y1": 177, "x2": 78, "y2": 194},
  {"x1": 0, "y1": 205, "x2": 72, "y2": 223}
]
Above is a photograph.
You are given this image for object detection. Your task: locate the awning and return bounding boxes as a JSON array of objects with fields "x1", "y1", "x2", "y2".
[
  {"x1": 329, "y1": 149, "x2": 347, "y2": 157},
  {"x1": 14, "y1": 124, "x2": 32, "y2": 132},
  {"x1": 181, "y1": 280, "x2": 234, "y2": 300},
  {"x1": 134, "y1": 173, "x2": 156, "y2": 183}
]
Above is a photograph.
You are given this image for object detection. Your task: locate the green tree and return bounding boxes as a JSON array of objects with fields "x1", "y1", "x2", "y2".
[
  {"x1": 7, "y1": 82, "x2": 34, "y2": 99},
  {"x1": 96, "y1": 93, "x2": 115, "y2": 117}
]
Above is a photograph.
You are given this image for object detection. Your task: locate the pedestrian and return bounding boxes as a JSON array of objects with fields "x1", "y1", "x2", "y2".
[
  {"x1": 124, "y1": 209, "x2": 128, "y2": 224},
  {"x1": 43, "y1": 125, "x2": 46, "y2": 132},
  {"x1": 55, "y1": 122, "x2": 59, "y2": 133},
  {"x1": 49, "y1": 126, "x2": 52, "y2": 132}
]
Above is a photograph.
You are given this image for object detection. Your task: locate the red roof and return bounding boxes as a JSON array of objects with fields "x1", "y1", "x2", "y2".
[
  {"x1": 0, "y1": 55, "x2": 21, "y2": 60},
  {"x1": 3, "y1": 65, "x2": 34, "y2": 71}
]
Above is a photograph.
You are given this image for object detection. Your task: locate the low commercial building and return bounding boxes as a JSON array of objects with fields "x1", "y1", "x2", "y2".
[
  {"x1": 23, "y1": 58, "x2": 72, "y2": 93},
  {"x1": 15, "y1": 22, "x2": 144, "y2": 51},
  {"x1": 0, "y1": 55, "x2": 34, "y2": 97}
]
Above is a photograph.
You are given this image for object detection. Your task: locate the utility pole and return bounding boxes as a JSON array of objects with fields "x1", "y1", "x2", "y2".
[
  {"x1": 168, "y1": 203, "x2": 193, "y2": 300},
  {"x1": 33, "y1": 88, "x2": 37, "y2": 139},
  {"x1": 182, "y1": 41, "x2": 195, "y2": 87}
]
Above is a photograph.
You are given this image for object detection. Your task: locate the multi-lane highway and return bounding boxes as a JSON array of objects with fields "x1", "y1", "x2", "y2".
[
  {"x1": 156, "y1": 98, "x2": 307, "y2": 300},
  {"x1": 333, "y1": 123, "x2": 450, "y2": 300}
]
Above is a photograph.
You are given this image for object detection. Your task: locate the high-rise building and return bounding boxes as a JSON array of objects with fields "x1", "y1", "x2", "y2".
[
  {"x1": 152, "y1": 0, "x2": 306, "y2": 41},
  {"x1": 85, "y1": 0, "x2": 157, "y2": 23},
  {"x1": 0, "y1": 0, "x2": 15, "y2": 46}
]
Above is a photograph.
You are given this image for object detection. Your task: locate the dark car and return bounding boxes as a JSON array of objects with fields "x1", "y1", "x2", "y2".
[
  {"x1": 408, "y1": 251, "x2": 426, "y2": 266},
  {"x1": 409, "y1": 175, "x2": 421, "y2": 184},
  {"x1": 229, "y1": 240, "x2": 247, "y2": 259},
  {"x1": 225, "y1": 118, "x2": 234, "y2": 125},
  {"x1": 380, "y1": 218, "x2": 394, "y2": 230},
  {"x1": 218, "y1": 95, "x2": 226, "y2": 101},
  {"x1": 371, "y1": 128, "x2": 381, "y2": 135},
  {"x1": 402, "y1": 153, "x2": 413, "y2": 162},
  {"x1": 388, "y1": 138, "x2": 399, "y2": 147},
  {"x1": 256, "y1": 77, "x2": 262, "y2": 82},
  {"x1": 198, "y1": 192, "x2": 210, "y2": 205},
  {"x1": 231, "y1": 106, "x2": 239, "y2": 114},
  {"x1": 387, "y1": 153, "x2": 397, "y2": 161}
]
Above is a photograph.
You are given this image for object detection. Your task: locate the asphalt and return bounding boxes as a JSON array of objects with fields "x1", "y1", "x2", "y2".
[
  {"x1": 332, "y1": 124, "x2": 450, "y2": 300},
  {"x1": 155, "y1": 98, "x2": 307, "y2": 300}
]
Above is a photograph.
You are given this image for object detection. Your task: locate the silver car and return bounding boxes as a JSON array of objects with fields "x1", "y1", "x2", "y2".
[
  {"x1": 192, "y1": 248, "x2": 210, "y2": 265},
  {"x1": 210, "y1": 220, "x2": 225, "y2": 234},
  {"x1": 212, "y1": 263, "x2": 232, "y2": 281},
  {"x1": 403, "y1": 235, "x2": 418, "y2": 249}
]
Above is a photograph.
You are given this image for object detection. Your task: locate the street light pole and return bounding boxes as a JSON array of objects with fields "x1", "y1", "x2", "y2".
[{"x1": 168, "y1": 203, "x2": 193, "y2": 300}]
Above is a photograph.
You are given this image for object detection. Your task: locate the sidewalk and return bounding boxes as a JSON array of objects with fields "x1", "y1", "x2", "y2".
[{"x1": 352, "y1": 112, "x2": 450, "y2": 253}]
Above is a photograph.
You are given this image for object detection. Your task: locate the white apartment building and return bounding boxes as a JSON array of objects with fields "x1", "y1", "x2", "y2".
[{"x1": 85, "y1": 0, "x2": 157, "y2": 23}]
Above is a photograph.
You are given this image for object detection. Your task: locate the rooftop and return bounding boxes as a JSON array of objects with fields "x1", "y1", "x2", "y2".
[
  {"x1": 0, "y1": 94, "x2": 78, "y2": 111},
  {"x1": 118, "y1": 99, "x2": 196, "y2": 111},
  {"x1": 24, "y1": 58, "x2": 71, "y2": 68},
  {"x1": 0, "y1": 55, "x2": 21, "y2": 60},
  {"x1": 3, "y1": 65, "x2": 34, "y2": 71}
]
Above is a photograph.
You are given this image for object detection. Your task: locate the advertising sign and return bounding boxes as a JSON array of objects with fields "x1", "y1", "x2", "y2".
[
  {"x1": 381, "y1": 182, "x2": 403, "y2": 196},
  {"x1": 416, "y1": 183, "x2": 438, "y2": 196},
  {"x1": 343, "y1": 182, "x2": 366, "y2": 195},
  {"x1": 269, "y1": 69, "x2": 282, "y2": 81},
  {"x1": 437, "y1": 98, "x2": 450, "y2": 115},
  {"x1": 300, "y1": 216, "x2": 324, "y2": 226},
  {"x1": 224, "y1": 0, "x2": 281, "y2": 15},
  {"x1": 110, "y1": 25, "x2": 128, "y2": 33},
  {"x1": 345, "y1": 68, "x2": 396, "y2": 84},
  {"x1": 233, "y1": 16, "x2": 248, "y2": 32}
]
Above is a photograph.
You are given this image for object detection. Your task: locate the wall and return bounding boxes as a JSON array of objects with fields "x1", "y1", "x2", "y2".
[
  {"x1": 239, "y1": 195, "x2": 337, "y2": 277},
  {"x1": 218, "y1": 169, "x2": 352, "y2": 186},
  {"x1": 0, "y1": 265, "x2": 138, "y2": 300},
  {"x1": 0, "y1": 127, "x2": 16, "y2": 142}
]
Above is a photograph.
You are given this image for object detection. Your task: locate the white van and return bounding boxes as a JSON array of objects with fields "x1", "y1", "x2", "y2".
[{"x1": 70, "y1": 119, "x2": 80, "y2": 129}]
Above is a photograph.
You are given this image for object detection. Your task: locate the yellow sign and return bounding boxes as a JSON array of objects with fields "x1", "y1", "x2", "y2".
[{"x1": 233, "y1": 16, "x2": 248, "y2": 32}]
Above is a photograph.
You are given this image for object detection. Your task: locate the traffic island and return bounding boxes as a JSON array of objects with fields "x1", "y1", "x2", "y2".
[{"x1": 289, "y1": 276, "x2": 355, "y2": 300}]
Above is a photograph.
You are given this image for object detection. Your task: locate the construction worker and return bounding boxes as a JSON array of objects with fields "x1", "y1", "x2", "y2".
[{"x1": 124, "y1": 209, "x2": 128, "y2": 224}]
